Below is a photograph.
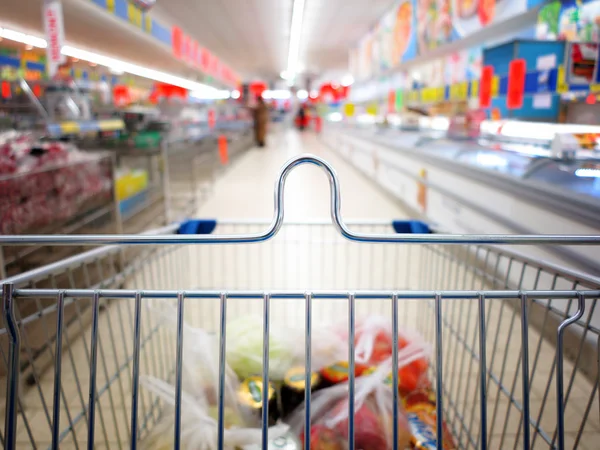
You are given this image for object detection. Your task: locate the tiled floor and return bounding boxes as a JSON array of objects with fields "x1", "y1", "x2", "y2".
[{"x1": 3, "y1": 128, "x2": 599, "y2": 449}]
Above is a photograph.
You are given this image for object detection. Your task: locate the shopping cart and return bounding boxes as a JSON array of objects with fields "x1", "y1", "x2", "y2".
[{"x1": 1, "y1": 154, "x2": 599, "y2": 450}]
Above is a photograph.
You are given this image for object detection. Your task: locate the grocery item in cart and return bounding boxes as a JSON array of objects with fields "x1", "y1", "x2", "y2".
[
  {"x1": 355, "y1": 316, "x2": 431, "y2": 393},
  {"x1": 280, "y1": 366, "x2": 323, "y2": 418},
  {"x1": 404, "y1": 389, "x2": 456, "y2": 449},
  {"x1": 141, "y1": 303, "x2": 288, "y2": 449},
  {"x1": 288, "y1": 364, "x2": 412, "y2": 450},
  {"x1": 238, "y1": 376, "x2": 280, "y2": 426},
  {"x1": 227, "y1": 315, "x2": 348, "y2": 381}
]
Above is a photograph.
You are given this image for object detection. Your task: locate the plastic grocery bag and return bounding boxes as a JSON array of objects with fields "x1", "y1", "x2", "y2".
[
  {"x1": 287, "y1": 360, "x2": 412, "y2": 450},
  {"x1": 226, "y1": 315, "x2": 348, "y2": 381},
  {"x1": 140, "y1": 376, "x2": 289, "y2": 450},
  {"x1": 354, "y1": 316, "x2": 432, "y2": 393},
  {"x1": 141, "y1": 302, "x2": 288, "y2": 450}
]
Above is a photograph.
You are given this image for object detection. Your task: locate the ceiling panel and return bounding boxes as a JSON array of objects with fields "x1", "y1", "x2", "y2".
[
  {"x1": 1, "y1": 0, "x2": 397, "y2": 81},
  {"x1": 152, "y1": 0, "x2": 398, "y2": 79}
]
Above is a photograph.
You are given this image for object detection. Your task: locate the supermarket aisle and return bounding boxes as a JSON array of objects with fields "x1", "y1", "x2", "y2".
[{"x1": 195, "y1": 128, "x2": 408, "y2": 220}]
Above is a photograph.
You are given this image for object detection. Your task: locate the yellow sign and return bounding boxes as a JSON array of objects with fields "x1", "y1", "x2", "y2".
[
  {"x1": 145, "y1": 14, "x2": 153, "y2": 32},
  {"x1": 556, "y1": 66, "x2": 568, "y2": 94},
  {"x1": 128, "y1": 4, "x2": 143, "y2": 27},
  {"x1": 590, "y1": 84, "x2": 600, "y2": 93},
  {"x1": 60, "y1": 122, "x2": 80, "y2": 134},
  {"x1": 470, "y1": 80, "x2": 479, "y2": 98},
  {"x1": 437, "y1": 87, "x2": 445, "y2": 102},
  {"x1": 107, "y1": 0, "x2": 115, "y2": 13},
  {"x1": 458, "y1": 82, "x2": 468, "y2": 100},
  {"x1": 366, "y1": 103, "x2": 378, "y2": 116},
  {"x1": 344, "y1": 103, "x2": 355, "y2": 117}
]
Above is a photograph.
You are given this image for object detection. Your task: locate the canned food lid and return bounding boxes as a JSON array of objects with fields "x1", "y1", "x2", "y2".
[
  {"x1": 284, "y1": 367, "x2": 320, "y2": 391},
  {"x1": 238, "y1": 377, "x2": 274, "y2": 408},
  {"x1": 321, "y1": 362, "x2": 350, "y2": 383}
]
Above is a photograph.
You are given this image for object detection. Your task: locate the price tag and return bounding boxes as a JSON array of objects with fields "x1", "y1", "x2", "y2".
[
  {"x1": 556, "y1": 66, "x2": 568, "y2": 94},
  {"x1": 491, "y1": 76, "x2": 500, "y2": 97}
]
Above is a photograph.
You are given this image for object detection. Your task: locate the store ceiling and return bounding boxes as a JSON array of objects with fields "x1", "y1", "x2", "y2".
[
  {"x1": 151, "y1": 0, "x2": 398, "y2": 79},
  {"x1": 0, "y1": 0, "x2": 397, "y2": 82}
]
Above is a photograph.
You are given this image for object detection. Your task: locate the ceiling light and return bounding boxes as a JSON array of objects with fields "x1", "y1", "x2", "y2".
[
  {"x1": 341, "y1": 74, "x2": 354, "y2": 87},
  {"x1": 231, "y1": 90, "x2": 241, "y2": 99},
  {"x1": 263, "y1": 90, "x2": 291, "y2": 100},
  {"x1": 285, "y1": 0, "x2": 306, "y2": 81},
  {"x1": 575, "y1": 168, "x2": 600, "y2": 178},
  {"x1": 297, "y1": 89, "x2": 308, "y2": 100},
  {"x1": 0, "y1": 27, "x2": 47, "y2": 48}
]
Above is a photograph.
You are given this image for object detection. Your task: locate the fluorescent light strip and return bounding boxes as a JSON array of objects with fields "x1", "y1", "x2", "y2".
[
  {"x1": 575, "y1": 168, "x2": 600, "y2": 178},
  {"x1": 0, "y1": 26, "x2": 218, "y2": 97},
  {"x1": 286, "y1": 0, "x2": 306, "y2": 80},
  {"x1": 62, "y1": 46, "x2": 215, "y2": 94},
  {"x1": 0, "y1": 27, "x2": 47, "y2": 48}
]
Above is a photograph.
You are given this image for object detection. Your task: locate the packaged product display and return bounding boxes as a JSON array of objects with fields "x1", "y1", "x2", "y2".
[{"x1": 0, "y1": 133, "x2": 112, "y2": 234}]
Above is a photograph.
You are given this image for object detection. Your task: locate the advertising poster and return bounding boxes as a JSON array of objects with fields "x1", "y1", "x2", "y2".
[
  {"x1": 557, "y1": 0, "x2": 600, "y2": 41},
  {"x1": 417, "y1": 0, "x2": 453, "y2": 53},
  {"x1": 392, "y1": 0, "x2": 418, "y2": 64},
  {"x1": 450, "y1": 0, "x2": 545, "y2": 41},
  {"x1": 378, "y1": 11, "x2": 395, "y2": 72}
]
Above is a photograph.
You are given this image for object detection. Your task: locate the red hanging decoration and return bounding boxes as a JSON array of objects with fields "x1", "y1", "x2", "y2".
[
  {"x1": 172, "y1": 26, "x2": 183, "y2": 59},
  {"x1": 479, "y1": 65, "x2": 494, "y2": 108},
  {"x1": 506, "y1": 59, "x2": 526, "y2": 109}
]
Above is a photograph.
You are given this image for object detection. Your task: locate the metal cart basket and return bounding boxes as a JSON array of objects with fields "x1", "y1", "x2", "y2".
[{"x1": 1, "y1": 155, "x2": 599, "y2": 450}]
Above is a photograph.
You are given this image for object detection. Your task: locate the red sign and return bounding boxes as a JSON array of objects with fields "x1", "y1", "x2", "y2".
[
  {"x1": 201, "y1": 49, "x2": 211, "y2": 72},
  {"x1": 388, "y1": 90, "x2": 396, "y2": 113},
  {"x1": 1, "y1": 81, "x2": 11, "y2": 99},
  {"x1": 43, "y1": 1, "x2": 66, "y2": 77},
  {"x1": 479, "y1": 65, "x2": 493, "y2": 108},
  {"x1": 172, "y1": 26, "x2": 183, "y2": 58},
  {"x1": 507, "y1": 59, "x2": 526, "y2": 109}
]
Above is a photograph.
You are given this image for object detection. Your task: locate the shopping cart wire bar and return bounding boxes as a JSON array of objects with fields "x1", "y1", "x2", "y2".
[
  {"x1": 0, "y1": 155, "x2": 599, "y2": 246},
  {"x1": 10, "y1": 288, "x2": 600, "y2": 299}
]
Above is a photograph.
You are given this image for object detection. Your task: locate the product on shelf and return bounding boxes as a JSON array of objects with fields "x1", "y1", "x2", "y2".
[{"x1": 0, "y1": 133, "x2": 112, "y2": 234}]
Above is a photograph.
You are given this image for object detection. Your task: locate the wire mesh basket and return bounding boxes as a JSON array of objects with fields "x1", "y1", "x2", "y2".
[{"x1": 1, "y1": 155, "x2": 599, "y2": 450}]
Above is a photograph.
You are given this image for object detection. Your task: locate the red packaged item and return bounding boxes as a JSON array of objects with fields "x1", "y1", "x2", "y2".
[
  {"x1": 290, "y1": 365, "x2": 412, "y2": 450},
  {"x1": 355, "y1": 316, "x2": 431, "y2": 393}
]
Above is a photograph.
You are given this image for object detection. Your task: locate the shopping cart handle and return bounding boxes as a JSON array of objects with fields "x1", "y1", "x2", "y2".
[
  {"x1": 178, "y1": 219, "x2": 217, "y2": 235},
  {"x1": 392, "y1": 220, "x2": 431, "y2": 234}
]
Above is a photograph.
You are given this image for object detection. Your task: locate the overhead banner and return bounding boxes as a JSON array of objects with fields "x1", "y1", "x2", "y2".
[{"x1": 43, "y1": 0, "x2": 66, "y2": 77}]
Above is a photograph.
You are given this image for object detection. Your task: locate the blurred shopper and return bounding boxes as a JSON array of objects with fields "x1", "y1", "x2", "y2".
[
  {"x1": 296, "y1": 104, "x2": 309, "y2": 131},
  {"x1": 253, "y1": 96, "x2": 269, "y2": 147}
]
